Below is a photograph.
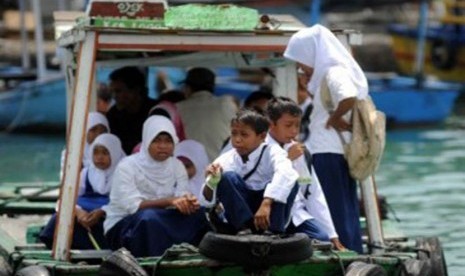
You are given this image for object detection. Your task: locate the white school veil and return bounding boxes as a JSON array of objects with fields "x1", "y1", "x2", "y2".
[
  {"x1": 283, "y1": 24, "x2": 368, "y2": 99},
  {"x1": 83, "y1": 112, "x2": 110, "y2": 167},
  {"x1": 85, "y1": 133, "x2": 126, "y2": 195},
  {"x1": 134, "y1": 115, "x2": 180, "y2": 184},
  {"x1": 174, "y1": 139, "x2": 210, "y2": 198}
]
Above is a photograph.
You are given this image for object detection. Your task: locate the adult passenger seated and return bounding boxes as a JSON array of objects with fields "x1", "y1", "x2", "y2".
[
  {"x1": 176, "y1": 68, "x2": 237, "y2": 160},
  {"x1": 106, "y1": 66, "x2": 157, "y2": 155}
]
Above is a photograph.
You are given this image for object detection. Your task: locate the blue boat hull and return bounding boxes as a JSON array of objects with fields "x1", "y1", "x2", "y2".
[
  {"x1": 0, "y1": 76, "x2": 66, "y2": 131},
  {"x1": 369, "y1": 76, "x2": 461, "y2": 124}
]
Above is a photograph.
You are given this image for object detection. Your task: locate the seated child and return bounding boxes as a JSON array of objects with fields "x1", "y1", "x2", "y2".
[
  {"x1": 202, "y1": 109, "x2": 299, "y2": 234},
  {"x1": 265, "y1": 97, "x2": 345, "y2": 250},
  {"x1": 40, "y1": 133, "x2": 125, "y2": 249},
  {"x1": 103, "y1": 116, "x2": 209, "y2": 257},
  {"x1": 60, "y1": 112, "x2": 110, "y2": 180},
  {"x1": 174, "y1": 139, "x2": 210, "y2": 200}
]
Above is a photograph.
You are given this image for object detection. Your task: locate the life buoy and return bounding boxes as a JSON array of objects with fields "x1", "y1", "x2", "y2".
[
  {"x1": 99, "y1": 248, "x2": 148, "y2": 276},
  {"x1": 416, "y1": 237, "x2": 448, "y2": 276},
  {"x1": 345, "y1": 261, "x2": 386, "y2": 276},
  {"x1": 15, "y1": 265, "x2": 49, "y2": 276},
  {"x1": 199, "y1": 232, "x2": 312, "y2": 268},
  {"x1": 430, "y1": 39, "x2": 457, "y2": 70}
]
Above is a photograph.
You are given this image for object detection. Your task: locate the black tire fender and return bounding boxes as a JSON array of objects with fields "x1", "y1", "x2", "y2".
[
  {"x1": 416, "y1": 237, "x2": 448, "y2": 276},
  {"x1": 99, "y1": 248, "x2": 148, "y2": 276},
  {"x1": 15, "y1": 265, "x2": 50, "y2": 276},
  {"x1": 345, "y1": 261, "x2": 387, "y2": 276},
  {"x1": 401, "y1": 259, "x2": 432, "y2": 276},
  {"x1": 199, "y1": 232, "x2": 312, "y2": 268}
]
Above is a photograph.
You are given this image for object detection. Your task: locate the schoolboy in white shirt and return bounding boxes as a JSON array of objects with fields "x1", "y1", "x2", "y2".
[
  {"x1": 203, "y1": 109, "x2": 299, "y2": 233},
  {"x1": 266, "y1": 97, "x2": 345, "y2": 250}
]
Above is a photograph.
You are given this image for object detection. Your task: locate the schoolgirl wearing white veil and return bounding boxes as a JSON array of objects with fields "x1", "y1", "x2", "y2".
[
  {"x1": 59, "y1": 112, "x2": 110, "y2": 180},
  {"x1": 103, "y1": 115, "x2": 209, "y2": 257},
  {"x1": 284, "y1": 24, "x2": 368, "y2": 253},
  {"x1": 174, "y1": 139, "x2": 210, "y2": 199},
  {"x1": 41, "y1": 133, "x2": 125, "y2": 250}
]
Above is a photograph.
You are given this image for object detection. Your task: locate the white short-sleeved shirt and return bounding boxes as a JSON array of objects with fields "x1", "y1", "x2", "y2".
[
  {"x1": 209, "y1": 143, "x2": 299, "y2": 204},
  {"x1": 265, "y1": 135, "x2": 337, "y2": 238},
  {"x1": 103, "y1": 156, "x2": 188, "y2": 233},
  {"x1": 309, "y1": 66, "x2": 358, "y2": 154}
]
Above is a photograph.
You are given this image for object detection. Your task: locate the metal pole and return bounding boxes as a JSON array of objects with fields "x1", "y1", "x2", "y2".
[
  {"x1": 310, "y1": 0, "x2": 322, "y2": 25},
  {"x1": 414, "y1": 0, "x2": 429, "y2": 87},
  {"x1": 31, "y1": 0, "x2": 47, "y2": 80},
  {"x1": 19, "y1": 0, "x2": 30, "y2": 70}
]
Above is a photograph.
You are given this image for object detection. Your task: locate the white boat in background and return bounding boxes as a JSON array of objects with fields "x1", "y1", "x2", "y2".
[{"x1": 0, "y1": 0, "x2": 67, "y2": 132}]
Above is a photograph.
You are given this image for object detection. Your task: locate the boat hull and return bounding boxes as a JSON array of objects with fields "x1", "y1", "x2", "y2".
[
  {"x1": 389, "y1": 24, "x2": 465, "y2": 83},
  {"x1": 0, "y1": 77, "x2": 66, "y2": 132},
  {"x1": 370, "y1": 76, "x2": 460, "y2": 125}
]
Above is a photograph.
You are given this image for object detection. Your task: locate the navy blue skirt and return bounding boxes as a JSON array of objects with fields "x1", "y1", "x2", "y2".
[
  {"x1": 313, "y1": 153, "x2": 363, "y2": 253},
  {"x1": 105, "y1": 208, "x2": 210, "y2": 257},
  {"x1": 39, "y1": 195, "x2": 109, "y2": 250}
]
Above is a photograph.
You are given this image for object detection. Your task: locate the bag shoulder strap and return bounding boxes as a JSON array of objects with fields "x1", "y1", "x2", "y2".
[
  {"x1": 320, "y1": 76, "x2": 349, "y2": 145},
  {"x1": 243, "y1": 145, "x2": 268, "y2": 181}
]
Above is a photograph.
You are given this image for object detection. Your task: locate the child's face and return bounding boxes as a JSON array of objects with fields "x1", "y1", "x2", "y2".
[
  {"x1": 93, "y1": 145, "x2": 111, "y2": 170},
  {"x1": 87, "y1": 124, "x2": 108, "y2": 144},
  {"x1": 149, "y1": 132, "x2": 174, "y2": 161},
  {"x1": 230, "y1": 121, "x2": 266, "y2": 157},
  {"x1": 269, "y1": 113, "x2": 301, "y2": 144},
  {"x1": 178, "y1": 157, "x2": 196, "y2": 179}
]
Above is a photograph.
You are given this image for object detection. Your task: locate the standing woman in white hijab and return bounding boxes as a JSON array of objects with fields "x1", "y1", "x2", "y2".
[
  {"x1": 284, "y1": 24, "x2": 368, "y2": 253},
  {"x1": 103, "y1": 116, "x2": 209, "y2": 257}
]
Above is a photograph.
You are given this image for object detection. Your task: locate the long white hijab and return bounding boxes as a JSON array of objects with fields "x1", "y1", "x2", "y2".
[
  {"x1": 134, "y1": 115, "x2": 180, "y2": 184},
  {"x1": 174, "y1": 139, "x2": 210, "y2": 198},
  {"x1": 83, "y1": 112, "x2": 110, "y2": 167},
  {"x1": 284, "y1": 24, "x2": 368, "y2": 99},
  {"x1": 87, "y1": 133, "x2": 126, "y2": 195}
]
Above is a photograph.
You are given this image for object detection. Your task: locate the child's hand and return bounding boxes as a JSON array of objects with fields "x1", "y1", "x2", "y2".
[
  {"x1": 205, "y1": 163, "x2": 222, "y2": 189},
  {"x1": 173, "y1": 195, "x2": 199, "y2": 215},
  {"x1": 288, "y1": 143, "x2": 305, "y2": 161},
  {"x1": 75, "y1": 208, "x2": 90, "y2": 230},
  {"x1": 84, "y1": 209, "x2": 105, "y2": 228},
  {"x1": 254, "y1": 198, "x2": 273, "y2": 230},
  {"x1": 205, "y1": 163, "x2": 222, "y2": 176}
]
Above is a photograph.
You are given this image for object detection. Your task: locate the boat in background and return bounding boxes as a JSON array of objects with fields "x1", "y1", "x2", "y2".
[
  {"x1": 0, "y1": 0, "x2": 66, "y2": 132},
  {"x1": 389, "y1": 0, "x2": 465, "y2": 83},
  {"x1": 368, "y1": 73, "x2": 461, "y2": 126},
  {"x1": 0, "y1": 68, "x2": 65, "y2": 132}
]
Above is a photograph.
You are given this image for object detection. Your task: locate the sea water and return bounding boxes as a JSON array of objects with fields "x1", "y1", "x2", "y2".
[{"x1": 0, "y1": 118, "x2": 464, "y2": 274}]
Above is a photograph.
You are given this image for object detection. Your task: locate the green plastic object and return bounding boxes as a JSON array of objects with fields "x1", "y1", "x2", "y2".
[{"x1": 165, "y1": 4, "x2": 259, "y2": 31}]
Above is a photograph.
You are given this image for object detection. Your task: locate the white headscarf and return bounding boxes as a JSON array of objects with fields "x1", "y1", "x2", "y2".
[
  {"x1": 174, "y1": 139, "x2": 210, "y2": 198},
  {"x1": 134, "y1": 115, "x2": 180, "y2": 183},
  {"x1": 284, "y1": 24, "x2": 368, "y2": 99},
  {"x1": 87, "y1": 133, "x2": 126, "y2": 195},
  {"x1": 83, "y1": 112, "x2": 110, "y2": 167}
]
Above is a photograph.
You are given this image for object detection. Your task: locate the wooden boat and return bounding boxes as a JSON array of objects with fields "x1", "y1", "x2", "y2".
[
  {"x1": 0, "y1": 0, "x2": 66, "y2": 132},
  {"x1": 389, "y1": 0, "x2": 465, "y2": 83},
  {"x1": 0, "y1": 2, "x2": 447, "y2": 275}
]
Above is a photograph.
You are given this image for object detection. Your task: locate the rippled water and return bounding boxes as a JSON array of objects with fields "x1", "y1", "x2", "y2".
[{"x1": 0, "y1": 117, "x2": 464, "y2": 274}]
